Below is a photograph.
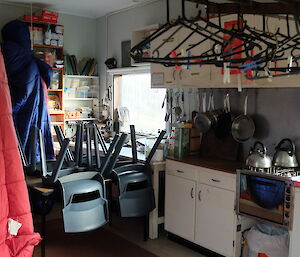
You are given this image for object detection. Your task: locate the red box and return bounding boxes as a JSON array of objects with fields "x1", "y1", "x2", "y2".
[
  {"x1": 41, "y1": 10, "x2": 58, "y2": 18},
  {"x1": 23, "y1": 15, "x2": 39, "y2": 22},
  {"x1": 40, "y1": 16, "x2": 58, "y2": 24}
]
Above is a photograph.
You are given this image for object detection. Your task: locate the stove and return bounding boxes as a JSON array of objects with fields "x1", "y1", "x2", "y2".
[
  {"x1": 247, "y1": 166, "x2": 300, "y2": 179},
  {"x1": 237, "y1": 167, "x2": 298, "y2": 230}
]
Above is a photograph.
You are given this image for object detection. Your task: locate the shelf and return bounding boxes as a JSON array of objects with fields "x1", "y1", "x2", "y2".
[
  {"x1": 48, "y1": 89, "x2": 63, "y2": 92},
  {"x1": 64, "y1": 75, "x2": 99, "y2": 79},
  {"x1": 52, "y1": 67, "x2": 64, "y2": 71},
  {"x1": 51, "y1": 121, "x2": 64, "y2": 125},
  {"x1": 33, "y1": 43, "x2": 63, "y2": 50},
  {"x1": 64, "y1": 98, "x2": 98, "y2": 101},
  {"x1": 65, "y1": 118, "x2": 98, "y2": 121},
  {"x1": 50, "y1": 110, "x2": 64, "y2": 115},
  {"x1": 23, "y1": 20, "x2": 62, "y2": 26}
]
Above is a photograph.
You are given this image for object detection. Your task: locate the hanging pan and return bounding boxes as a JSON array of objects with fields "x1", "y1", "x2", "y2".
[
  {"x1": 215, "y1": 93, "x2": 233, "y2": 139},
  {"x1": 232, "y1": 94, "x2": 255, "y2": 143},
  {"x1": 194, "y1": 92, "x2": 219, "y2": 133}
]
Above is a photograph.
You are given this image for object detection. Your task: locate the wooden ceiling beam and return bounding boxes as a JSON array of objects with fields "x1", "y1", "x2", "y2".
[{"x1": 187, "y1": 0, "x2": 300, "y2": 14}]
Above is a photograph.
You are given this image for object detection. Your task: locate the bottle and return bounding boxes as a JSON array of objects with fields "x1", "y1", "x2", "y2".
[{"x1": 167, "y1": 128, "x2": 176, "y2": 157}]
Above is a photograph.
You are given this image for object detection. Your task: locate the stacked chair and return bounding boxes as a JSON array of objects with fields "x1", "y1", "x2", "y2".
[
  {"x1": 39, "y1": 123, "x2": 127, "y2": 233},
  {"x1": 21, "y1": 122, "x2": 165, "y2": 238}
]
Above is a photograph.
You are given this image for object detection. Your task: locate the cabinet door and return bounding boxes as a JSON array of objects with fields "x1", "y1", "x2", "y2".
[
  {"x1": 195, "y1": 184, "x2": 235, "y2": 257},
  {"x1": 165, "y1": 174, "x2": 196, "y2": 241}
]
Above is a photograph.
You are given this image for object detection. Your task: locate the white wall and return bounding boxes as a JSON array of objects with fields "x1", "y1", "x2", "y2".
[
  {"x1": 95, "y1": 0, "x2": 201, "y2": 101},
  {"x1": 0, "y1": 2, "x2": 97, "y2": 60}
]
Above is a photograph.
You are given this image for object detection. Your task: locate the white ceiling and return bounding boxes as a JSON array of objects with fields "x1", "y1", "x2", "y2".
[{"x1": 1, "y1": 0, "x2": 157, "y2": 18}]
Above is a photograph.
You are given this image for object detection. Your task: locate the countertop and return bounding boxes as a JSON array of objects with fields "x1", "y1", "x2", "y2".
[{"x1": 167, "y1": 155, "x2": 244, "y2": 174}]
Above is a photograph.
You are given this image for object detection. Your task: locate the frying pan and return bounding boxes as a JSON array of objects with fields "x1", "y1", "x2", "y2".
[
  {"x1": 231, "y1": 94, "x2": 255, "y2": 143},
  {"x1": 194, "y1": 92, "x2": 218, "y2": 133},
  {"x1": 215, "y1": 93, "x2": 233, "y2": 139}
]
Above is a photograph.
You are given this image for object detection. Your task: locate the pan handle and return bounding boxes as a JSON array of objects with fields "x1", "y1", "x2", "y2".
[
  {"x1": 244, "y1": 94, "x2": 248, "y2": 116},
  {"x1": 225, "y1": 93, "x2": 231, "y2": 113}
]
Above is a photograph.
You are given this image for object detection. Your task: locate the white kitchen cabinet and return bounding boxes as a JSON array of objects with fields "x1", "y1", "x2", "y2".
[
  {"x1": 195, "y1": 183, "x2": 236, "y2": 257},
  {"x1": 165, "y1": 173, "x2": 196, "y2": 242},
  {"x1": 165, "y1": 159, "x2": 240, "y2": 257}
]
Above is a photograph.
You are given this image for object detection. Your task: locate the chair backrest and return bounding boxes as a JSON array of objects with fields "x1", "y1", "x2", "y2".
[
  {"x1": 92, "y1": 124, "x2": 101, "y2": 169},
  {"x1": 95, "y1": 124, "x2": 108, "y2": 155},
  {"x1": 74, "y1": 123, "x2": 83, "y2": 166},
  {"x1": 39, "y1": 129, "x2": 48, "y2": 178},
  {"x1": 99, "y1": 134, "x2": 120, "y2": 173},
  {"x1": 145, "y1": 130, "x2": 166, "y2": 166},
  {"x1": 54, "y1": 125, "x2": 74, "y2": 162},
  {"x1": 130, "y1": 125, "x2": 138, "y2": 164},
  {"x1": 50, "y1": 138, "x2": 71, "y2": 184},
  {"x1": 39, "y1": 129, "x2": 70, "y2": 183},
  {"x1": 15, "y1": 128, "x2": 29, "y2": 167},
  {"x1": 85, "y1": 123, "x2": 93, "y2": 168},
  {"x1": 29, "y1": 126, "x2": 38, "y2": 170},
  {"x1": 101, "y1": 133, "x2": 128, "y2": 178}
]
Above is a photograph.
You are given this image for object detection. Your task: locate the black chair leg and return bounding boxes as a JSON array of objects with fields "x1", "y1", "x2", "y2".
[
  {"x1": 107, "y1": 181, "x2": 113, "y2": 226},
  {"x1": 143, "y1": 214, "x2": 149, "y2": 242}
]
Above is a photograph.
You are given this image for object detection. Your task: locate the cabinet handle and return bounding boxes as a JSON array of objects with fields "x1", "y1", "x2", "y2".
[
  {"x1": 211, "y1": 179, "x2": 221, "y2": 183},
  {"x1": 191, "y1": 188, "x2": 194, "y2": 199},
  {"x1": 198, "y1": 190, "x2": 201, "y2": 201},
  {"x1": 177, "y1": 170, "x2": 184, "y2": 173}
]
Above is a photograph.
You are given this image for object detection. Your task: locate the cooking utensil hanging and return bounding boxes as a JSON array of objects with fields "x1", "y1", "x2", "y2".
[
  {"x1": 215, "y1": 93, "x2": 233, "y2": 139},
  {"x1": 194, "y1": 91, "x2": 219, "y2": 133},
  {"x1": 232, "y1": 93, "x2": 255, "y2": 143}
]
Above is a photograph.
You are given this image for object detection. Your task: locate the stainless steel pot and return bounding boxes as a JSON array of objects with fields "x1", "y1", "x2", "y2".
[
  {"x1": 195, "y1": 93, "x2": 219, "y2": 133},
  {"x1": 273, "y1": 138, "x2": 299, "y2": 168},
  {"x1": 246, "y1": 141, "x2": 272, "y2": 169},
  {"x1": 232, "y1": 94, "x2": 255, "y2": 143}
]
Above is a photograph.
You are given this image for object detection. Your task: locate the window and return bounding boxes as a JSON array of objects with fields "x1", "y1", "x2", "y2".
[{"x1": 113, "y1": 72, "x2": 166, "y2": 135}]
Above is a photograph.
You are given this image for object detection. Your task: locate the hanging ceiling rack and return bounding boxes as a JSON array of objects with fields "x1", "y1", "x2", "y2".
[
  {"x1": 130, "y1": 0, "x2": 300, "y2": 80},
  {"x1": 187, "y1": 0, "x2": 300, "y2": 15}
]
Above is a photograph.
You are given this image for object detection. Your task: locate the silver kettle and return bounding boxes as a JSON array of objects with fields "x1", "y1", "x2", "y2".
[
  {"x1": 273, "y1": 138, "x2": 299, "y2": 168},
  {"x1": 246, "y1": 141, "x2": 272, "y2": 169}
]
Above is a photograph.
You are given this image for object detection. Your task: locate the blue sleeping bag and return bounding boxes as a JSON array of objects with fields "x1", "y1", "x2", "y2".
[{"x1": 1, "y1": 20, "x2": 54, "y2": 162}]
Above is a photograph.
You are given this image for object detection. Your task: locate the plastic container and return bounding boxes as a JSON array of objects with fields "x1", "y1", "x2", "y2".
[
  {"x1": 76, "y1": 86, "x2": 89, "y2": 98},
  {"x1": 71, "y1": 79, "x2": 80, "y2": 88},
  {"x1": 167, "y1": 129, "x2": 176, "y2": 157},
  {"x1": 88, "y1": 85, "x2": 99, "y2": 98},
  {"x1": 248, "y1": 176, "x2": 285, "y2": 209}
]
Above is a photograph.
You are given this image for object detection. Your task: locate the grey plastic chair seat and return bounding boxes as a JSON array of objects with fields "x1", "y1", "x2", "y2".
[
  {"x1": 113, "y1": 164, "x2": 155, "y2": 217},
  {"x1": 58, "y1": 172, "x2": 108, "y2": 233}
]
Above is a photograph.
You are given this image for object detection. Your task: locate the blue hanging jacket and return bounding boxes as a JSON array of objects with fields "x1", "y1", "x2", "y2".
[{"x1": 1, "y1": 20, "x2": 54, "y2": 162}]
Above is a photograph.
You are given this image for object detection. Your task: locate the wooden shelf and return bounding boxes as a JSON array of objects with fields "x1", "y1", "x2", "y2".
[
  {"x1": 23, "y1": 20, "x2": 61, "y2": 26},
  {"x1": 52, "y1": 67, "x2": 64, "y2": 71},
  {"x1": 64, "y1": 98, "x2": 97, "y2": 101},
  {"x1": 50, "y1": 110, "x2": 64, "y2": 115},
  {"x1": 64, "y1": 75, "x2": 99, "y2": 79},
  {"x1": 65, "y1": 118, "x2": 98, "y2": 121},
  {"x1": 48, "y1": 89, "x2": 63, "y2": 92},
  {"x1": 33, "y1": 43, "x2": 63, "y2": 50}
]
